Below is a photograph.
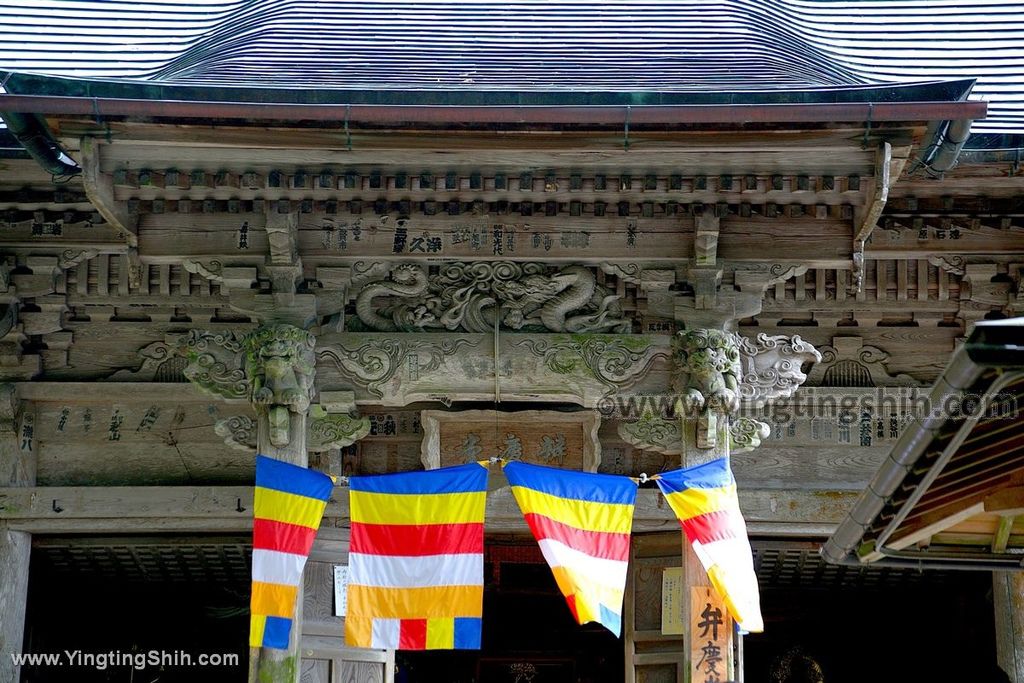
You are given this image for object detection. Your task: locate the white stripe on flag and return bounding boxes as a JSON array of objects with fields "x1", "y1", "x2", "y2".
[
  {"x1": 536, "y1": 538, "x2": 628, "y2": 588},
  {"x1": 251, "y1": 548, "x2": 307, "y2": 586},
  {"x1": 348, "y1": 552, "x2": 483, "y2": 588},
  {"x1": 693, "y1": 537, "x2": 763, "y2": 632},
  {"x1": 371, "y1": 618, "x2": 400, "y2": 649}
]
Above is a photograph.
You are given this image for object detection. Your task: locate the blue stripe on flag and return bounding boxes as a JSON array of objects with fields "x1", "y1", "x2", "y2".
[
  {"x1": 599, "y1": 604, "x2": 621, "y2": 638},
  {"x1": 453, "y1": 617, "x2": 482, "y2": 649},
  {"x1": 255, "y1": 455, "x2": 334, "y2": 501},
  {"x1": 349, "y1": 462, "x2": 488, "y2": 495},
  {"x1": 262, "y1": 616, "x2": 293, "y2": 649},
  {"x1": 503, "y1": 461, "x2": 637, "y2": 505},
  {"x1": 656, "y1": 458, "x2": 734, "y2": 492}
]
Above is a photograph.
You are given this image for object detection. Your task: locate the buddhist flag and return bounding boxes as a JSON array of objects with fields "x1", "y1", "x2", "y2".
[
  {"x1": 346, "y1": 462, "x2": 489, "y2": 650},
  {"x1": 250, "y1": 455, "x2": 334, "y2": 649},
  {"x1": 655, "y1": 458, "x2": 764, "y2": 633},
  {"x1": 503, "y1": 461, "x2": 637, "y2": 637}
]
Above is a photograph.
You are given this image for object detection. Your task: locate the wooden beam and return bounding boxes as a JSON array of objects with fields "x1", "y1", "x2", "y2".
[
  {"x1": 0, "y1": 485, "x2": 855, "y2": 535},
  {"x1": 80, "y1": 137, "x2": 138, "y2": 248},
  {"x1": 993, "y1": 515, "x2": 1016, "y2": 553},
  {"x1": 888, "y1": 502, "x2": 985, "y2": 551}
]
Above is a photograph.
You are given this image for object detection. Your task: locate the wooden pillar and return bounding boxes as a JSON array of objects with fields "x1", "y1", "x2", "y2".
[
  {"x1": 253, "y1": 408, "x2": 309, "y2": 683},
  {"x1": 993, "y1": 572, "x2": 1024, "y2": 682},
  {"x1": 242, "y1": 325, "x2": 317, "y2": 683},
  {"x1": 0, "y1": 529, "x2": 31, "y2": 683},
  {"x1": 680, "y1": 410, "x2": 735, "y2": 683},
  {"x1": 0, "y1": 390, "x2": 34, "y2": 683}
]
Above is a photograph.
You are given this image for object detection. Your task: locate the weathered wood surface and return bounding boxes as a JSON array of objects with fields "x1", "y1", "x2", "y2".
[
  {"x1": 0, "y1": 388, "x2": 33, "y2": 683},
  {"x1": 0, "y1": 527, "x2": 31, "y2": 683},
  {"x1": 31, "y1": 399, "x2": 249, "y2": 486},
  {"x1": 135, "y1": 212, "x2": 861, "y2": 264},
  {"x1": 625, "y1": 532, "x2": 686, "y2": 683},
  {"x1": 994, "y1": 572, "x2": 1024, "y2": 683},
  {"x1": 301, "y1": 528, "x2": 390, "y2": 683},
  {"x1": 90, "y1": 129, "x2": 883, "y2": 175},
  {"x1": 0, "y1": 485, "x2": 857, "y2": 536}
]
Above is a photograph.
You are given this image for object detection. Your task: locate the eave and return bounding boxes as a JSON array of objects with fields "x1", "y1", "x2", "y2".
[{"x1": 823, "y1": 317, "x2": 1024, "y2": 570}]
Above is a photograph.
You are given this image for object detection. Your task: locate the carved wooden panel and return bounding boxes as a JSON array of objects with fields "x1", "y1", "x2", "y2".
[{"x1": 420, "y1": 409, "x2": 601, "y2": 472}]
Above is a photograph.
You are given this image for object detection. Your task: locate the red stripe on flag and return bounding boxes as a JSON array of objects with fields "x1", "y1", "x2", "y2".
[
  {"x1": 680, "y1": 509, "x2": 743, "y2": 545},
  {"x1": 523, "y1": 513, "x2": 630, "y2": 561},
  {"x1": 253, "y1": 518, "x2": 318, "y2": 555},
  {"x1": 565, "y1": 594, "x2": 579, "y2": 623},
  {"x1": 400, "y1": 619, "x2": 427, "y2": 650},
  {"x1": 350, "y1": 522, "x2": 484, "y2": 556}
]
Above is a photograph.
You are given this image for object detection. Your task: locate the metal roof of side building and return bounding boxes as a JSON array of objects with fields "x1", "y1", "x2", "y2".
[{"x1": 823, "y1": 317, "x2": 1024, "y2": 572}]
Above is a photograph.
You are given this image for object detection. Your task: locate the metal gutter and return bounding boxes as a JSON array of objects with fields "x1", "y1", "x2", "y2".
[
  {"x1": 0, "y1": 93, "x2": 988, "y2": 126},
  {"x1": 821, "y1": 318, "x2": 1024, "y2": 571}
]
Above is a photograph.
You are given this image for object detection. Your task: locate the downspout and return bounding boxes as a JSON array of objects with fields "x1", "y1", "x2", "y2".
[
  {"x1": 906, "y1": 116, "x2": 974, "y2": 177},
  {"x1": 0, "y1": 111, "x2": 80, "y2": 176}
]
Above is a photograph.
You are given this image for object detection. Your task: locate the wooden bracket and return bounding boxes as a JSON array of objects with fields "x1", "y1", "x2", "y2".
[{"x1": 79, "y1": 137, "x2": 138, "y2": 248}]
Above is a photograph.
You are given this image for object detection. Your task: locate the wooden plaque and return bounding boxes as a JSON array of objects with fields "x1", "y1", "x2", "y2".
[{"x1": 420, "y1": 410, "x2": 601, "y2": 472}]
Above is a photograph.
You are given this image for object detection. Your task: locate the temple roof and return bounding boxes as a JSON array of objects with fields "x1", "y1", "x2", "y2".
[{"x1": 0, "y1": 0, "x2": 1020, "y2": 133}]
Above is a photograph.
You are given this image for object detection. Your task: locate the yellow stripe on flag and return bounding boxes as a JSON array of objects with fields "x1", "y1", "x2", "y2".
[
  {"x1": 347, "y1": 584, "x2": 483, "y2": 619},
  {"x1": 663, "y1": 484, "x2": 739, "y2": 521},
  {"x1": 345, "y1": 616, "x2": 373, "y2": 648},
  {"x1": 251, "y1": 581, "x2": 300, "y2": 618},
  {"x1": 249, "y1": 614, "x2": 266, "y2": 647},
  {"x1": 254, "y1": 487, "x2": 328, "y2": 529},
  {"x1": 427, "y1": 618, "x2": 455, "y2": 649},
  {"x1": 349, "y1": 490, "x2": 486, "y2": 525},
  {"x1": 549, "y1": 565, "x2": 625, "y2": 609},
  {"x1": 510, "y1": 486, "x2": 634, "y2": 534}
]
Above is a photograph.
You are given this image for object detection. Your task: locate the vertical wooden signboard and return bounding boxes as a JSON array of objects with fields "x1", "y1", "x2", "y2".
[{"x1": 689, "y1": 586, "x2": 731, "y2": 683}]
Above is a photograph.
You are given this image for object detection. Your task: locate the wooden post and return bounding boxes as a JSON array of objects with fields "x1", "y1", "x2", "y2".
[
  {"x1": 242, "y1": 325, "x2": 317, "y2": 683},
  {"x1": 993, "y1": 572, "x2": 1024, "y2": 682},
  {"x1": 681, "y1": 411, "x2": 735, "y2": 683},
  {"x1": 0, "y1": 389, "x2": 34, "y2": 683},
  {"x1": 253, "y1": 406, "x2": 309, "y2": 683}
]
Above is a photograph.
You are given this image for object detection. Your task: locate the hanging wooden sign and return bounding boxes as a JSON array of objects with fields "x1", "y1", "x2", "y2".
[{"x1": 690, "y1": 586, "x2": 731, "y2": 683}]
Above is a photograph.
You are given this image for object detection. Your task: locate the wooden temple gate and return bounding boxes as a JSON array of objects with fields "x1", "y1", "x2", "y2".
[{"x1": 0, "y1": 86, "x2": 1020, "y2": 683}]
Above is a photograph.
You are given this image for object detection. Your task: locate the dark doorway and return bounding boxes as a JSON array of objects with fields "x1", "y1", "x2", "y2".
[
  {"x1": 397, "y1": 538, "x2": 623, "y2": 683},
  {"x1": 22, "y1": 535, "x2": 250, "y2": 683},
  {"x1": 746, "y1": 541, "x2": 998, "y2": 683}
]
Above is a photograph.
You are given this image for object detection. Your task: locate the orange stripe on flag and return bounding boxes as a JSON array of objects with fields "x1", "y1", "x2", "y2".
[
  {"x1": 251, "y1": 581, "x2": 299, "y2": 618},
  {"x1": 347, "y1": 584, "x2": 483, "y2": 620}
]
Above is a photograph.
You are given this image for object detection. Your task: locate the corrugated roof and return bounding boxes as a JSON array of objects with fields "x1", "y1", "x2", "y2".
[{"x1": 0, "y1": 0, "x2": 1020, "y2": 132}]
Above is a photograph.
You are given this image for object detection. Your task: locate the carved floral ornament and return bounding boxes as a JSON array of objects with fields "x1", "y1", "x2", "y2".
[
  {"x1": 350, "y1": 261, "x2": 631, "y2": 333},
  {"x1": 214, "y1": 405, "x2": 371, "y2": 453}
]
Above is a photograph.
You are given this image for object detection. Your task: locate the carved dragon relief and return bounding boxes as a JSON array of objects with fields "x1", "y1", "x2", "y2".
[{"x1": 351, "y1": 262, "x2": 631, "y2": 333}]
